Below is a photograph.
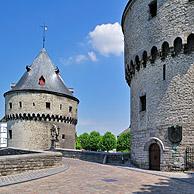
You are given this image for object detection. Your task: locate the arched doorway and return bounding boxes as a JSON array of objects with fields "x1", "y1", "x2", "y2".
[{"x1": 149, "y1": 143, "x2": 160, "y2": 170}]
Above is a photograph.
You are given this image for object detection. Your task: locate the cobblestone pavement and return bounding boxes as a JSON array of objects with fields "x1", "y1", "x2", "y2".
[{"x1": 0, "y1": 158, "x2": 194, "y2": 194}]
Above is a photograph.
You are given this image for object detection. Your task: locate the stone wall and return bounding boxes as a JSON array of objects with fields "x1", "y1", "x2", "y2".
[
  {"x1": 123, "y1": 0, "x2": 194, "y2": 59},
  {"x1": 55, "y1": 149, "x2": 130, "y2": 165},
  {"x1": 0, "y1": 149, "x2": 62, "y2": 176},
  {"x1": 122, "y1": 0, "x2": 194, "y2": 170},
  {"x1": 5, "y1": 91, "x2": 78, "y2": 150}
]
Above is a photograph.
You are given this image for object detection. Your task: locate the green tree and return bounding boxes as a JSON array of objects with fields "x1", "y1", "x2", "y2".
[
  {"x1": 75, "y1": 136, "x2": 81, "y2": 150},
  {"x1": 116, "y1": 131, "x2": 131, "y2": 152},
  {"x1": 100, "y1": 132, "x2": 116, "y2": 152},
  {"x1": 88, "y1": 131, "x2": 101, "y2": 151},
  {"x1": 79, "y1": 133, "x2": 90, "y2": 150}
]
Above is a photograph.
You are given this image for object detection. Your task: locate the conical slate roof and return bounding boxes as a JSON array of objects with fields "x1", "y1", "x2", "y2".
[{"x1": 11, "y1": 49, "x2": 74, "y2": 97}]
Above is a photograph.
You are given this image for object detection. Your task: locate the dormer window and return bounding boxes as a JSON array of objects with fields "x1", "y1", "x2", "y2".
[{"x1": 39, "y1": 75, "x2": 45, "y2": 86}]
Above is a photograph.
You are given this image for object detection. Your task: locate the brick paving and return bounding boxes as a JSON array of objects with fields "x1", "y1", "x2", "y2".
[
  {"x1": 0, "y1": 158, "x2": 194, "y2": 194},
  {"x1": 0, "y1": 159, "x2": 69, "y2": 187}
]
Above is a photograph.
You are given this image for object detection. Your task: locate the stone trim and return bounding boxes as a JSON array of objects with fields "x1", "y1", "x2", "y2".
[
  {"x1": 144, "y1": 137, "x2": 166, "y2": 152},
  {"x1": 5, "y1": 113, "x2": 78, "y2": 125}
]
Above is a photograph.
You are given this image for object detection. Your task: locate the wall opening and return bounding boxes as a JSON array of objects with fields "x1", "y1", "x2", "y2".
[
  {"x1": 142, "y1": 51, "x2": 148, "y2": 68},
  {"x1": 151, "y1": 46, "x2": 158, "y2": 63},
  {"x1": 140, "y1": 95, "x2": 146, "y2": 112},
  {"x1": 161, "y1": 41, "x2": 170, "y2": 59},
  {"x1": 149, "y1": 0, "x2": 157, "y2": 18},
  {"x1": 69, "y1": 106, "x2": 72, "y2": 113},
  {"x1": 163, "y1": 64, "x2": 166, "y2": 80},
  {"x1": 19, "y1": 101, "x2": 22, "y2": 108},
  {"x1": 9, "y1": 130, "x2": 12, "y2": 139},
  {"x1": 187, "y1": 34, "x2": 194, "y2": 52},
  {"x1": 130, "y1": 60, "x2": 135, "y2": 74},
  {"x1": 9, "y1": 103, "x2": 12, "y2": 110},
  {"x1": 174, "y1": 37, "x2": 183, "y2": 55},
  {"x1": 135, "y1": 56, "x2": 140, "y2": 71},
  {"x1": 46, "y1": 102, "x2": 51, "y2": 109}
]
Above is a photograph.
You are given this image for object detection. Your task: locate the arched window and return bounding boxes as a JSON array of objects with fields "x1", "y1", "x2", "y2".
[
  {"x1": 151, "y1": 46, "x2": 158, "y2": 63},
  {"x1": 161, "y1": 41, "x2": 170, "y2": 59},
  {"x1": 187, "y1": 34, "x2": 194, "y2": 52},
  {"x1": 135, "y1": 56, "x2": 140, "y2": 71},
  {"x1": 142, "y1": 51, "x2": 148, "y2": 68},
  {"x1": 174, "y1": 37, "x2": 182, "y2": 55}
]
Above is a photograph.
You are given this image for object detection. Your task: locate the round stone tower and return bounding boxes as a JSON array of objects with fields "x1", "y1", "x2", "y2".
[
  {"x1": 4, "y1": 49, "x2": 79, "y2": 150},
  {"x1": 122, "y1": 0, "x2": 194, "y2": 171}
]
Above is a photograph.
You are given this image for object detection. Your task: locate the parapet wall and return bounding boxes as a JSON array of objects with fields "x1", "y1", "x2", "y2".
[
  {"x1": 55, "y1": 149, "x2": 130, "y2": 165},
  {"x1": 0, "y1": 148, "x2": 62, "y2": 176}
]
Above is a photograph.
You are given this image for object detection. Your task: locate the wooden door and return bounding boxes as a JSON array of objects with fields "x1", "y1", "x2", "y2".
[{"x1": 149, "y1": 143, "x2": 160, "y2": 171}]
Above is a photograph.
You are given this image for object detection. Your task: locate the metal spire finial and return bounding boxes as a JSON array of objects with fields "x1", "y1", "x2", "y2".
[{"x1": 40, "y1": 24, "x2": 48, "y2": 48}]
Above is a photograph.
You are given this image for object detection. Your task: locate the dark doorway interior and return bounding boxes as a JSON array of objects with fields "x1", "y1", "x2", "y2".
[{"x1": 149, "y1": 143, "x2": 160, "y2": 171}]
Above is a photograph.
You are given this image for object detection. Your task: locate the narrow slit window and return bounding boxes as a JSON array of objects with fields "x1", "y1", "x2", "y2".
[
  {"x1": 149, "y1": 0, "x2": 157, "y2": 18},
  {"x1": 69, "y1": 106, "x2": 72, "y2": 113},
  {"x1": 46, "y1": 102, "x2": 51, "y2": 109},
  {"x1": 60, "y1": 104, "x2": 62, "y2": 110},
  {"x1": 9, "y1": 130, "x2": 12, "y2": 139},
  {"x1": 62, "y1": 134, "x2": 65, "y2": 139},
  {"x1": 163, "y1": 64, "x2": 166, "y2": 80},
  {"x1": 140, "y1": 95, "x2": 146, "y2": 112},
  {"x1": 9, "y1": 103, "x2": 12, "y2": 109},
  {"x1": 19, "y1": 101, "x2": 22, "y2": 108}
]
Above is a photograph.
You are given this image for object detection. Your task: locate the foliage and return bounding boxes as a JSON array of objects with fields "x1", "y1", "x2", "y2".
[
  {"x1": 88, "y1": 131, "x2": 101, "y2": 151},
  {"x1": 75, "y1": 136, "x2": 82, "y2": 150},
  {"x1": 116, "y1": 131, "x2": 131, "y2": 152},
  {"x1": 100, "y1": 132, "x2": 116, "y2": 152},
  {"x1": 79, "y1": 133, "x2": 90, "y2": 150}
]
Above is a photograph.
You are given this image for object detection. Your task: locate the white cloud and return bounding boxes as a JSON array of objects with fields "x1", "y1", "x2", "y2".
[
  {"x1": 75, "y1": 54, "x2": 88, "y2": 64},
  {"x1": 88, "y1": 51, "x2": 97, "y2": 62},
  {"x1": 61, "y1": 51, "x2": 97, "y2": 66},
  {"x1": 89, "y1": 22, "x2": 124, "y2": 56}
]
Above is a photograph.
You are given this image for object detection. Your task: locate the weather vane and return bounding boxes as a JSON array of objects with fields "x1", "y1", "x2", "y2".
[{"x1": 40, "y1": 24, "x2": 48, "y2": 48}]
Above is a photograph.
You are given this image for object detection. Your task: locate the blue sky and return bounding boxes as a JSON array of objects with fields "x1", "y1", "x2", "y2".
[{"x1": 0, "y1": 0, "x2": 130, "y2": 135}]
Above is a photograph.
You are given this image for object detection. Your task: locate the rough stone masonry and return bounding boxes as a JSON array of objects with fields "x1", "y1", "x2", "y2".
[
  {"x1": 4, "y1": 49, "x2": 79, "y2": 150},
  {"x1": 122, "y1": 0, "x2": 194, "y2": 171}
]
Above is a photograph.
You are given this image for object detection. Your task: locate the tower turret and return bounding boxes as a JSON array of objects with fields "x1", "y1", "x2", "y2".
[
  {"x1": 4, "y1": 49, "x2": 79, "y2": 150},
  {"x1": 122, "y1": 0, "x2": 194, "y2": 171}
]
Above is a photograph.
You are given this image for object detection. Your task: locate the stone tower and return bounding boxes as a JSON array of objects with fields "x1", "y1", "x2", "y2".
[
  {"x1": 4, "y1": 49, "x2": 79, "y2": 150},
  {"x1": 122, "y1": 0, "x2": 194, "y2": 171}
]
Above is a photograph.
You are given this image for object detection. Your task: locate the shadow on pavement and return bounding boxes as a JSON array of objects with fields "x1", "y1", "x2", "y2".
[{"x1": 133, "y1": 173, "x2": 194, "y2": 194}]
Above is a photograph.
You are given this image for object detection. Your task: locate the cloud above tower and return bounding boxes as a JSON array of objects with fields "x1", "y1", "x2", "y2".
[{"x1": 89, "y1": 22, "x2": 124, "y2": 56}]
